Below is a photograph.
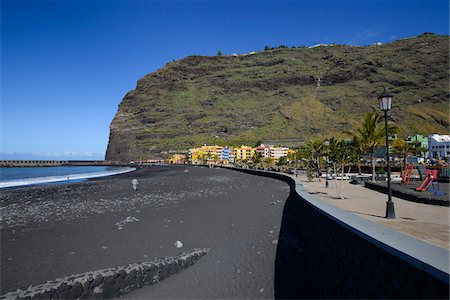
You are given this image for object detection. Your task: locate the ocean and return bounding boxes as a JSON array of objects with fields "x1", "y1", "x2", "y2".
[{"x1": 0, "y1": 166, "x2": 136, "y2": 189}]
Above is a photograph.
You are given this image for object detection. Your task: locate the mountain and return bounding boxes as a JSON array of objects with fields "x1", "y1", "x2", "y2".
[{"x1": 106, "y1": 33, "x2": 449, "y2": 162}]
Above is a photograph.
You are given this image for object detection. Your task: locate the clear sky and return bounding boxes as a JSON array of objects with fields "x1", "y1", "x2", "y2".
[{"x1": 1, "y1": 0, "x2": 448, "y2": 160}]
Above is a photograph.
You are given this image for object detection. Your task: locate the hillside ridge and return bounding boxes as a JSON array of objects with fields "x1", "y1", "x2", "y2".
[{"x1": 106, "y1": 34, "x2": 449, "y2": 162}]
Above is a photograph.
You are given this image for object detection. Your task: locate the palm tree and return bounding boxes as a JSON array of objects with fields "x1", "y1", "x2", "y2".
[
  {"x1": 352, "y1": 112, "x2": 400, "y2": 181},
  {"x1": 252, "y1": 151, "x2": 263, "y2": 164},
  {"x1": 393, "y1": 138, "x2": 424, "y2": 178},
  {"x1": 306, "y1": 139, "x2": 324, "y2": 173}
]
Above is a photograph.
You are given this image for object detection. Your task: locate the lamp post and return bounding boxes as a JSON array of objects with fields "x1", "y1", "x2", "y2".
[
  {"x1": 295, "y1": 148, "x2": 298, "y2": 177},
  {"x1": 378, "y1": 88, "x2": 395, "y2": 219},
  {"x1": 324, "y1": 139, "x2": 330, "y2": 188}
]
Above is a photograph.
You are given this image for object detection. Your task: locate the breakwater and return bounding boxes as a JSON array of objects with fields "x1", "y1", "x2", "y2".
[
  {"x1": 224, "y1": 167, "x2": 449, "y2": 298},
  {"x1": 0, "y1": 249, "x2": 209, "y2": 300},
  {"x1": 0, "y1": 160, "x2": 135, "y2": 168}
]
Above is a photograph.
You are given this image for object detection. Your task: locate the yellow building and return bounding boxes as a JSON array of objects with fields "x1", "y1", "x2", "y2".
[
  {"x1": 235, "y1": 145, "x2": 255, "y2": 161},
  {"x1": 168, "y1": 154, "x2": 186, "y2": 164},
  {"x1": 188, "y1": 148, "x2": 204, "y2": 165},
  {"x1": 287, "y1": 149, "x2": 296, "y2": 159},
  {"x1": 189, "y1": 145, "x2": 222, "y2": 165}
]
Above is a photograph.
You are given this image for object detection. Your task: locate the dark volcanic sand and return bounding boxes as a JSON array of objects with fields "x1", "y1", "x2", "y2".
[{"x1": 0, "y1": 166, "x2": 290, "y2": 298}]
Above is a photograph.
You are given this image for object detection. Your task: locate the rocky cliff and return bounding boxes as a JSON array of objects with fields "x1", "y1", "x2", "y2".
[{"x1": 106, "y1": 33, "x2": 449, "y2": 162}]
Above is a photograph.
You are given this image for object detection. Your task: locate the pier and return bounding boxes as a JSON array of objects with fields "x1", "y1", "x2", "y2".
[{"x1": 0, "y1": 160, "x2": 108, "y2": 167}]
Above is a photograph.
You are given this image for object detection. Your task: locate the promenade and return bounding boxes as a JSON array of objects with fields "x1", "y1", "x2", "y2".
[{"x1": 295, "y1": 174, "x2": 450, "y2": 250}]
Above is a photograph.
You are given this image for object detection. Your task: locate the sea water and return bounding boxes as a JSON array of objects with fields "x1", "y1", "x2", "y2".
[{"x1": 0, "y1": 166, "x2": 136, "y2": 189}]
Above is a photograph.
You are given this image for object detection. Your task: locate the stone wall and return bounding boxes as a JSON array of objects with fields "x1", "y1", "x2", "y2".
[
  {"x1": 224, "y1": 167, "x2": 449, "y2": 299},
  {"x1": 0, "y1": 248, "x2": 209, "y2": 300}
]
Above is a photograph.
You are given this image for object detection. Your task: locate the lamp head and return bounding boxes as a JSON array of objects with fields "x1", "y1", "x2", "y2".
[{"x1": 378, "y1": 87, "x2": 393, "y2": 111}]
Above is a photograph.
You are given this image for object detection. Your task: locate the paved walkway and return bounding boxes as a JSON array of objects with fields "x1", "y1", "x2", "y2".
[{"x1": 293, "y1": 174, "x2": 450, "y2": 250}]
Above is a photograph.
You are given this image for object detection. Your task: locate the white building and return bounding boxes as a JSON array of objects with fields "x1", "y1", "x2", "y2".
[
  {"x1": 255, "y1": 144, "x2": 289, "y2": 160},
  {"x1": 269, "y1": 147, "x2": 289, "y2": 159},
  {"x1": 428, "y1": 134, "x2": 450, "y2": 159}
]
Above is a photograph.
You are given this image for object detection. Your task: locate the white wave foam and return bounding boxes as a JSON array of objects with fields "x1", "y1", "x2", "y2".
[{"x1": 0, "y1": 167, "x2": 136, "y2": 189}]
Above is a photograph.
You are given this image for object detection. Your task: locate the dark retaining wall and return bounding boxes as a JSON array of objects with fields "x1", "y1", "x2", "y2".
[{"x1": 223, "y1": 167, "x2": 449, "y2": 299}]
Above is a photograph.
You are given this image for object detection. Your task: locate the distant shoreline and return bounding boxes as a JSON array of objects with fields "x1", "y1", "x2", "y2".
[{"x1": 0, "y1": 166, "x2": 136, "y2": 189}]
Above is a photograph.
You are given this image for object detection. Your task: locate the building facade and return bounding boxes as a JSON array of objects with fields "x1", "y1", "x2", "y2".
[
  {"x1": 234, "y1": 145, "x2": 255, "y2": 161},
  {"x1": 188, "y1": 144, "x2": 293, "y2": 164},
  {"x1": 269, "y1": 147, "x2": 289, "y2": 159},
  {"x1": 168, "y1": 154, "x2": 186, "y2": 164},
  {"x1": 428, "y1": 134, "x2": 450, "y2": 159}
]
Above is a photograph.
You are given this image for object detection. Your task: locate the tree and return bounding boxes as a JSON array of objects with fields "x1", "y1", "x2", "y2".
[
  {"x1": 198, "y1": 153, "x2": 207, "y2": 164},
  {"x1": 350, "y1": 136, "x2": 365, "y2": 174},
  {"x1": 264, "y1": 45, "x2": 271, "y2": 51},
  {"x1": 252, "y1": 151, "x2": 263, "y2": 164},
  {"x1": 217, "y1": 50, "x2": 222, "y2": 56},
  {"x1": 306, "y1": 139, "x2": 324, "y2": 173},
  {"x1": 263, "y1": 157, "x2": 275, "y2": 169},
  {"x1": 347, "y1": 139, "x2": 362, "y2": 175},
  {"x1": 392, "y1": 138, "x2": 423, "y2": 177},
  {"x1": 329, "y1": 138, "x2": 353, "y2": 199},
  {"x1": 276, "y1": 156, "x2": 287, "y2": 166},
  {"x1": 287, "y1": 150, "x2": 296, "y2": 163},
  {"x1": 351, "y1": 112, "x2": 400, "y2": 181}
]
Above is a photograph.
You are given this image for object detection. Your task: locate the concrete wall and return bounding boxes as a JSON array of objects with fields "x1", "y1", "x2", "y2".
[
  {"x1": 225, "y1": 167, "x2": 449, "y2": 299},
  {"x1": 0, "y1": 249, "x2": 209, "y2": 300}
]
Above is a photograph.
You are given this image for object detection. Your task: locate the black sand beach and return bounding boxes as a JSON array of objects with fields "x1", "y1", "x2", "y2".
[{"x1": 0, "y1": 166, "x2": 290, "y2": 298}]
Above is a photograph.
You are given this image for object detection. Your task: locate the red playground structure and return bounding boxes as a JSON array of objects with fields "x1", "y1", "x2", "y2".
[{"x1": 415, "y1": 169, "x2": 437, "y2": 192}]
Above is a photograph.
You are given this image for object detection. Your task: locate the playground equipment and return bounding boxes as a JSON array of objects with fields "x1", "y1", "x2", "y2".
[
  {"x1": 415, "y1": 169, "x2": 437, "y2": 192},
  {"x1": 402, "y1": 163, "x2": 425, "y2": 185},
  {"x1": 428, "y1": 178, "x2": 447, "y2": 196}
]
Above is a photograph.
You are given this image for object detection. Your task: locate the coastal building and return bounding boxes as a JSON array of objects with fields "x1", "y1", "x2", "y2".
[
  {"x1": 187, "y1": 144, "x2": 294, "y2": 164},
  {"x1": 234, "y1": 145, "x2": 255, "y2": 161},
  {"x1": 255, "y1": 144, "x2": 270, "y2": 158},
  {"x1": 269, "y1": 146, "x2": 289, "y2": 159},
  {"x1": 188, "y1": 145, "x2": 232, "y2": 164},
  {"x1": 188, "y1": 148, "x2": 202, "y2": 165},
  {"x1": 406, "y1": 134, "x2": 429, "y2": 157},
  {"x1": 221, "y1": 147, "x2": 234, "y2": 164},
  {"x1": 406, "y1": 134, "x2": 428, "y2": 149},
  {"x1": 168, "y1": 154, "x2": 186, "y2": 164},
  {"x1": 286, "y1": 149, "x2": 296, "y2": 161},
  {"x1": 428, "y1": 134, "x2": 450, "y2": 159}
]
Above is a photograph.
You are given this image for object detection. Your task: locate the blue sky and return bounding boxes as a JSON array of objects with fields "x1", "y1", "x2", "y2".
[{"x1": 1, "y1": 0, "x2": 448, "y2": 160}]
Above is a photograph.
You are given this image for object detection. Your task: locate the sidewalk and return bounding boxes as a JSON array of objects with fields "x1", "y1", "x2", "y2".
[{"x1": 293, "y1": 174, "x2": 450, "y2": 250}]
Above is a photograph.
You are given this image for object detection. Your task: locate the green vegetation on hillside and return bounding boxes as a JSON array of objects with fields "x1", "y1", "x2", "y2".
[{"x1": 106, "y1": 34, "x2": 449, "y2": 161}]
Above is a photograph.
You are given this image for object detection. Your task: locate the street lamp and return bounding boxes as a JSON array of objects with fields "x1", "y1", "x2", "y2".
[
  {"x1": 324, "y1": 139, "x2": 330, "y2": 188},
  {"x1": 378, "y1": 88, "x2": 395, "y2": 219}
]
